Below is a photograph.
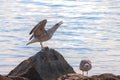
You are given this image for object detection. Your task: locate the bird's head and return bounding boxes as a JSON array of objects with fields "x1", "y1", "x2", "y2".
[
  {"x1": 84, "y1": 63, "x2": 90, "y2": 68},
  {"x1": 55, "y1": 21, "x2": 63, "y2": 26},
  {"x1": 42, "y1": 19, "x2": 47, "y2": 24}
]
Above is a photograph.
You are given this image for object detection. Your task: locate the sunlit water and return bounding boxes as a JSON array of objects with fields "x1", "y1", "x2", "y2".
[{"x1": 0, "y1": 0, "x2": 120, "y2": 75}]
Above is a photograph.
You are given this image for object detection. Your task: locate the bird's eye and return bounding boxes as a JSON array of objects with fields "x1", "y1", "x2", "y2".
[{"x1": 56, "y1": 23, "x2": 59, "y2": 25}]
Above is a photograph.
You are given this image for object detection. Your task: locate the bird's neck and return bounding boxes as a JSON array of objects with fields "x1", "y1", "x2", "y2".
[{"x1": 47, "y1": 24, "x2": 60, "y2": 35}]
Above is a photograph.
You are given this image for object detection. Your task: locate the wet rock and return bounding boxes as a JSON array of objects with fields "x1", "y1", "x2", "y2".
[{"x1": 8, "y1": 47, "x2": 75, "y2": 80}]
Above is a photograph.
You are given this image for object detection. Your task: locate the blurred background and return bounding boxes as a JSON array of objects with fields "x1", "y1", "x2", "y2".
[{"x1": 0, "y1": 0, "x2": 120, "y2": 75}]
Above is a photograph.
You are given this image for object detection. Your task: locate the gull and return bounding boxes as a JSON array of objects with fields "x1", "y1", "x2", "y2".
[
  {"x1": 26, "y1": 19, "x2": 63, "y2": 49},
  {"x1": 79, "y1": 59, "x2": 92, "y2": 76}
]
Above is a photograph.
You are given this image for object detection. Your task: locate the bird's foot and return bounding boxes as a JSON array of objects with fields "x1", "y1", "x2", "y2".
[
  {"x1": 43, "y1": 46, "x2": 49, "y2": 49},
  {"x1": 41, "y1": 46, "x2": 49, "y2": 51}
]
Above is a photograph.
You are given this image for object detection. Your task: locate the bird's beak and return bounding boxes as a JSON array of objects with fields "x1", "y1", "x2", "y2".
[{"x1": 59, "y1": 21, "x2": 63, "y2": 25}]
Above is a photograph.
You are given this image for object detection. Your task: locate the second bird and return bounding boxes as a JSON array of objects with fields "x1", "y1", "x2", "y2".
[
  {"x1": 79, "y1": 59, "x2": 92, "y2": 76},
  {"x1": 26, "y1": 19, "x2": 63, "y2": 49}
]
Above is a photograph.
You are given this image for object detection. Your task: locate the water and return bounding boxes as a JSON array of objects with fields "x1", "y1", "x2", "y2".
[{"x1": 0, "y1": 0, "x2": 120, "y2": 75}]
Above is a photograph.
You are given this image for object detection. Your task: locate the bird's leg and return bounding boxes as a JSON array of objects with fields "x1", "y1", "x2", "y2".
[
  {"x1": 40, "y1": 42, "x2": 43, "y2": 49},
  {"x1": 82, "y1": 71, "x2": 84, "y2": 76},
  {"x1": 87, "y1": 71, "x2": 88, "y2": 77}
]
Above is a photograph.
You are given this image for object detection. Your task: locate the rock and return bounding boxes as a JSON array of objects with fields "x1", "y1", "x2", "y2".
[
  {"x1": 0, "y1": 75, "x2": 28, "y2": 80},
  {"x1": 0, "y1": 75, "x2": 12, "y2": 80},
  {"x1": 8, "y1": 47, "x2": 75, "y2": 80},
  {"x1": 58, "y1": 73, "x2": 120, "y2": 80},
  {"x1": 92, "y1": 73, "x2": 120, "y2": 80},
  {"x1": 58, "y1": 73, "x2": 84, "y2": 80},
  {"x1": 8, "y1": 76, "x2": 29, "y2": 80}
]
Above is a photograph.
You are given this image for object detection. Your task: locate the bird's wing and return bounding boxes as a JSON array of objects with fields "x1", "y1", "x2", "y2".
[{"x1": 29, "y1": 19, "x2": 47, "y2": 40}]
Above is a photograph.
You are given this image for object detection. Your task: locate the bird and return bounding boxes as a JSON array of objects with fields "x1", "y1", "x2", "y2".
[
  {"x1": 79, "y1": 59, "x2": 92, "y2": 76},
  {"x1": 26, "y1": 19, "x2": 63, "y2": 49}
]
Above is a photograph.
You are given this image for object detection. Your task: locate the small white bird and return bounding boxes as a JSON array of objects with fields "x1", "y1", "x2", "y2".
[
  {"x1": 79, "y1": 59, "x2": 92, "y2": 76},
  {"x1": 26, "y1": 19, "x2": 63, "y2": 49}
]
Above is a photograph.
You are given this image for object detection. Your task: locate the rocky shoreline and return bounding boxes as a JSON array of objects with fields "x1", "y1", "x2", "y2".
[{"x1": 0, "y1": 47, "x2": 120, "y2": 80}]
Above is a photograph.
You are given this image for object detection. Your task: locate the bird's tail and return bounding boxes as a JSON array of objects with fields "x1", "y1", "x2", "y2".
[
  {"x1": 26, "y1": 38, "x2": 37, "y2": 45},
  {"x1": 26, "y1": 42, "x2": 32, "y2": 45}
]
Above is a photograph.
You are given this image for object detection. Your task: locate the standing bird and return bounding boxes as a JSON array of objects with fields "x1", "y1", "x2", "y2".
[
  {"x1": 26, "y1": 19, "x2": 63, "y2": 49},
  {"x1": 79, "y1": 59, "x2": 92, "y2": 76}
]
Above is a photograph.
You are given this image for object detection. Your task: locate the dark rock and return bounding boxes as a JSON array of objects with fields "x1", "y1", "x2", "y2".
[
  {"x1": 8, "y1": 47, "x2": 75, "y2": 80},
  {"x1": 20, "y1": 67, "x2": 42, "y2": 80},
  {"x1": 0, "y1": 75, "x2": 28, "y2": 80},
  {"x1": 58, "y1": 73, "x2": 120, "y2": 80},
  {"x1": 92, "y1": 73, "x2": 120, "y2": 80}
]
